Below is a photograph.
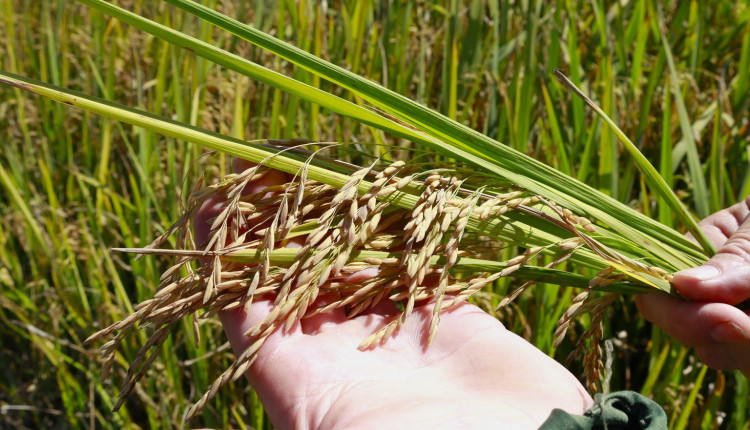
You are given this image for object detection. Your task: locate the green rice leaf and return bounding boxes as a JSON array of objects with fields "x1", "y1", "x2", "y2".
[
  {"x1": 0, "y1": 71, "x2": 611, "y2": 273},
  {"x1": 656, "y1": 5, "x2": 711, "y2": 222},
  {"x1": 123, "y1": 0, "x2": 706, "y2": 270},
  {"x1": 553, "y1": 69, "x2": 715, "y2": 256}
]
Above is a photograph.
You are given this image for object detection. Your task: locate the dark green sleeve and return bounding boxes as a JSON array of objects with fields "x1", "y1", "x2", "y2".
[{"x1": 538, "y1": 391, "x2": 668, "y2": 430}]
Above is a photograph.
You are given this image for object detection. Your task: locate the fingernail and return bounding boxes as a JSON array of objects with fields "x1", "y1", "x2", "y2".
[
  {"x1": 678, "y1": 265, "x2": 720, "y2": 281},
  {"x1": 711, "y1": 321, "x2": 750, "y2": 343}
]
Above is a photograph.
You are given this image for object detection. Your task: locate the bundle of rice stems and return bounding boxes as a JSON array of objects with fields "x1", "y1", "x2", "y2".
[{"x1": 0, "y1": 0, "x2": 715, "y2": 421}]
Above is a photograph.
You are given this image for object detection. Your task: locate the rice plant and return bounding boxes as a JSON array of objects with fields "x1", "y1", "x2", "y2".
[{"x1": 1, "y1": 1, "x2": 748, "y2": 428}]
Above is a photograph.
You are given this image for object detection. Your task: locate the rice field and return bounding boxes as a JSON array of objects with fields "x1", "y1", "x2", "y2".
[{"x1": 1, "y1": 1, "x2": 749, "y2": 429}]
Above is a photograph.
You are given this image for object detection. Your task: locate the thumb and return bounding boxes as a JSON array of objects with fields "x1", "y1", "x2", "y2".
[{"x1": 674, "y1": 214, "x2": 750, "y2": 305}]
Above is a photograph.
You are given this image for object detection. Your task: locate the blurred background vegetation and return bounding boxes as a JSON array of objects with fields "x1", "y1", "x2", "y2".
[{"x1": 1, "y1": 0, "x2": 748, "y2": 428}]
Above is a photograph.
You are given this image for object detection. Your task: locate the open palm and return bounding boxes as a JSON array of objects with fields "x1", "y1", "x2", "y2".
[{"x1": 218, "y1": 298, "x2": 592, "y2": 429}]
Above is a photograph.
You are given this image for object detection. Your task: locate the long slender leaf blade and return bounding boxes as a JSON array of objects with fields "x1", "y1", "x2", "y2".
[
  {"x1": 657, "y1": 5, "x2": 711, "y2": 221},
  {"x1": 158, "y1": 0, "x2": 706, "y2": 269},
  {"x1": 0, "y1": 71, "x2": 613, "y2": 272},
  {"x1": 553, "y1": 69, "x2": 715, "y2": 256}
]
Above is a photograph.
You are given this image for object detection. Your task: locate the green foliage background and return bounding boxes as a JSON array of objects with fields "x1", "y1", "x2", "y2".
[{"x1": 0, "y1": 0, "x2": 748, "y2": 428}]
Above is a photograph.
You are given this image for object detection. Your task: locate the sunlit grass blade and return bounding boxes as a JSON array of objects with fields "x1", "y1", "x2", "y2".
[
  {"x1": 0, "y1": 162, "x2": 50, "y2": 259},
  {"x1": 658, "y1": 87, "x2": 675, "y2": 228},
  {"x1": 673, "y1": 365, "x2": 708, "y2": 430},
  {"x1": 656, "y1": 4, "x2": 711, "y2": 221},
  {"x1": 72, "y1": 0, "x2": 615, "y2": 236},
  {"x1": 0, "y1": 71, "x2": 621, "y2": 276},
  {"x1": 553, "y1": 69, "x2": 715, "y2": 256},
  {"x1": 731, "y1": 10, "x2": 750, "y2": 110},
  {"x1": 121, "y1": 0, "x2": 707, "y2": 271},
  {"x1": 730, "y1": 372, "x2": 749, "y2": 429}
]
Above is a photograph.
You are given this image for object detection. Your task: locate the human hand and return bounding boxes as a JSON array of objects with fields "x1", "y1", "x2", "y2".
[
  {"x1": 195, "y1": 159, "x2": 593, "y2": 429},
  {"x1": 636, "y1": 198, "x2": 750, "y2": 378}
]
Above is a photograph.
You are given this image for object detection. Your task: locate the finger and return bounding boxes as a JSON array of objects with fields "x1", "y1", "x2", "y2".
[
  {"x1": 695, "y1": 342, "x2": 750, "y2": 373},
  {"x1": 218, "y1": 296, "x2": 303, "y2": 358},
  {"x1": 341, "y1": 267, "x2": 398, "y2": 316},
  {"x1": 687, "y1": 197, "x2": 750, "y2": 249},
  {"x1": 342, "y1": 268, "x2": 400, "y2": 316},
  {"x1": 232, "y1": 157, "x2": 255, "y2": 173},
  {"x1": 635, "y1": 294, "x2": 750, "y2": 348},
  {"x1": 701, "y1": 198, "x2": 750, "y2": 247},
  {"x1": 232, "y1": 158, "x2": 290, "y2": 196},
  {"x1": 362, "y1": 299, "x2": 400, "y2": 316},
  {"x1": 674, "y1": 202, "x2": 750, "y2": 304},
  {"x1": 194, "y1": 159, "x2": 289, "y2": 244},
  {"x1": 299, "y1": 267, "x2": 399, "y2": 334},
  {"x1": 343, "y1": 267, "x2": 380, "y2": 284},
  {"x1": 298, "y1": 293, "x2": 349, "y2": 334},
  {"x1": 194, "y1": 195, "x2": 226, "y2": 245}
]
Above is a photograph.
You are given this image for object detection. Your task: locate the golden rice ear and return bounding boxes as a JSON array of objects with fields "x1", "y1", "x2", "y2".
[{"x1": 92, "y1": 154, "x2": 672, "y2": 419}]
